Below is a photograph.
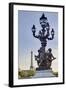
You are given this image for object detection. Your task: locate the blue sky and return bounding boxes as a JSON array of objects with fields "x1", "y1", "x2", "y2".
[{"x1": 18, "y1": 10, "x2": 58, "y2": 71}]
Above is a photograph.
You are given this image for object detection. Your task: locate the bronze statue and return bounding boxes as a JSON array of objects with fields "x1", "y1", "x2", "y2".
[
  {"x1": 32, "y1": 13, "x2": 56, "y2": 70},
  {"x1": 35, "y1": 48, "x2": 56, "y2": 69}
]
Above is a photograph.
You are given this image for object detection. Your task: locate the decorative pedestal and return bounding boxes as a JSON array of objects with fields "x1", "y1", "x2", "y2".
[
  {"x1": 31, "y1": 13, "x2": 56, "y2": 79},
  {"x1": 32, "y1": 69, "x2": 55, "y2": 78}
]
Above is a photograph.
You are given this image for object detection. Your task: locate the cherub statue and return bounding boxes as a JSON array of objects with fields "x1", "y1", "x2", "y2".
[{"x1": 46, "y1": 48, "x2": 56, "y2": 69}]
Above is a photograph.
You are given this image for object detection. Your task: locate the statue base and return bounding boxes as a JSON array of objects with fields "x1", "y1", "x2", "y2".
[{"x1": 32, "y1": 69, "x2": 55, "y2": 78}]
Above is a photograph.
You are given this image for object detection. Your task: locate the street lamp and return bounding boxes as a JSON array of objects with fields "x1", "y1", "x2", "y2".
[
  {"x1": 31, "y1": 13, "x2": 55, "y2": 70},
  {"x1": 40, "y1": 13, "x2": 48, "y2": 29},
  {"x1": 32, "y1": 25, "x2": 36, "y2": 33},
  {"x1": 51, "y1": 28, "x2": 54, "y2": 35}
]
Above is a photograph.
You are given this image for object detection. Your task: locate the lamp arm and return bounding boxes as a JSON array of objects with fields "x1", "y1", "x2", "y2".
[
  {"x1": 32, "y1": 31, "x2": 39, "y2": 38},
  {"x1": 48, "y1": 34, "x2": 54, "y2": 40}
]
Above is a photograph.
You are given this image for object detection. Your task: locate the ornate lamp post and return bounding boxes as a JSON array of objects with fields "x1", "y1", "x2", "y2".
[{"x1": 32, "y1": 13, "x2": 55, "y2": 70}]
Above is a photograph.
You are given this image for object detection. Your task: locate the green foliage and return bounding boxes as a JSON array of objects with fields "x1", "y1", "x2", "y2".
[
  {"x1": 52, "y1": 71, "x2": 58, "y2": 77},
  {"x1": 18, "y1": 70, "x2": 36, "y2": 79}
]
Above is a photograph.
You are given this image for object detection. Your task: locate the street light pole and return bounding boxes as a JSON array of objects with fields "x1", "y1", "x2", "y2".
[{"x1": 32, "y1": 13, "x2": 55, "y2": 70}]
